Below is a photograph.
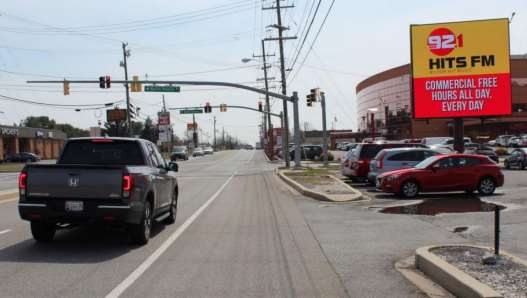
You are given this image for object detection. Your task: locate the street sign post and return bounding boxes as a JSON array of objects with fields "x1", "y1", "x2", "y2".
[
  {"x1": 144, "y1": 85, "x2": 181, "y2": 92},
  {"x1": 180, "y1": 108, "x2": 203, "y2": 114}
]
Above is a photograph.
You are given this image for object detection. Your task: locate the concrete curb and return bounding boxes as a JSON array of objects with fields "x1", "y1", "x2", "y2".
[
  {"x1": 415, "y1": 245, "x2": 527, "y2": 298},
  {"x1": 276, "y1": 169, "x2": 364, "y2": 202}
]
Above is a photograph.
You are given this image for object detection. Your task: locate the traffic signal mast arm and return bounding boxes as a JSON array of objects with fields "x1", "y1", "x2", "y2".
[
  {"x1": 27, "y1": 79, "x2": 295, "y2": 103},
  {"x1": 170, "y1": 105, "x2": 282, "y2": 118}
]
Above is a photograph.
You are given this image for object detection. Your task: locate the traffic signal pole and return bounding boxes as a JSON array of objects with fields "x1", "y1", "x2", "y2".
[{"x1": 321, "y1": 92, "x2": 328, "y2": 166}]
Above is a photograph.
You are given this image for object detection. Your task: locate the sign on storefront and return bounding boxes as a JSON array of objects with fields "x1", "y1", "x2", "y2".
[
  {"x1": 0, "y1": 127, "x2": 18, "y2": 136},
  {"x1": 410, "y1": 19, "x2": 511, "y2": 119}
]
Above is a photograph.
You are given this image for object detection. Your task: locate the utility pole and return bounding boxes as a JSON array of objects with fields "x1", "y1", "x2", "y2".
[
  {"x1": 213, "y1": 116, "x2": 217, "y2": 152},
  {"x1": 264, "y1": 0, "x2": 296, "y2": 167},
  {"x1": 222, "y1": 126, "x2": 225, "y2": 150},
  {"x1": 321, "y1": 92, "x2": 328, "y2": 166},
  {"x1": 121, "y1": 42, "x2": 132, "y2": 137},
  {"x1": 192, "y1": 114, "x2": 198, "y2": 148},
  {"x1": 255, "y1": 39, "x2": 274, "y2": 157}
]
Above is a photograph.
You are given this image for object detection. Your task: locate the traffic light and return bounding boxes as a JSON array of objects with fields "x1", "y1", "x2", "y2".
[
  {"x1": 131, "y1": 75, "x2": 142, "y2": 92},
  {"x1": 99, "y1": 76, "x2": 105, "y2": 88},
  {"x1": 258, "y1": 101, "x2": 263, "y2": 112},
  {"x1": 105, "y1": 76, "x2": 111, "y2": 88},
  {"x1": 306, "y1": 94, "x2": 313, "y2": 107},
  {"x1": 63, "y1": 80, "x2": 70, "y2": 96},
  {"x1": 220, "y1": 104, "x2": 227, "y2": 112},
  {"x1": 204, "y1": 102, "x2": 212, "y2": 113}
]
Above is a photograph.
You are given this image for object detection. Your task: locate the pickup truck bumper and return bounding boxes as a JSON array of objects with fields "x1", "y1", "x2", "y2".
[{"x1": 18, "y1": 197, "x2": 144, "y2": 225}]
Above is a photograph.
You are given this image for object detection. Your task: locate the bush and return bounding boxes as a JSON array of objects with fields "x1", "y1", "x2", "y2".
[{"x1": 495, "y1": 146, "x2": 508, "y2": 156}]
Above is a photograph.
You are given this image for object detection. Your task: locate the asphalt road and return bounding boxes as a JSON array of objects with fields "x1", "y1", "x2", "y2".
[{"x1": 0, "y1": 150, "x2": 348, "y2": 298}]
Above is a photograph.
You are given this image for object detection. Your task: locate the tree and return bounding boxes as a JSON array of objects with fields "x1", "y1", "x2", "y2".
[
  {"x1": 22, "y1": 116, "x2": 56, "y2": 129},
  {"x1": 55, "y1": 124, "x2": 89, "y2": 138},
  {"x1": 140, "y1": 117, "x2": 158, "y2": 142}
]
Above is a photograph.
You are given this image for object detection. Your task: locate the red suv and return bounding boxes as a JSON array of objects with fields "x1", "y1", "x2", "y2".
[
  {"x1": 341, "y1": 143, "x2": 426, "y2": 181},
  {"x1": 377, "y1": 154, "x2": 504, "y2": 198}
]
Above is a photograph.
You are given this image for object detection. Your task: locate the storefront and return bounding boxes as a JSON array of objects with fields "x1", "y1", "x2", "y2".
[{"x1": 0, "y1": 125, "x2": 67, "y2": 160}]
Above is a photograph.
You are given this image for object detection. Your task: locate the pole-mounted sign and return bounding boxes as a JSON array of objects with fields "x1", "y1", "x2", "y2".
[{"x1": 410, "y1": 18, "x2": 511, "y2": 119}]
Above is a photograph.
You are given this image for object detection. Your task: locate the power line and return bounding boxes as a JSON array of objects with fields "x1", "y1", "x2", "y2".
[
  {"x1": 148, "y1": 65, "x2": 259, "y2": 78},
  {"x1": 288, "y1": 0, "x2": 336, "y2": 84},
  {"x1": 0, "y1": 93, "x2": 122, "y2": 109}
]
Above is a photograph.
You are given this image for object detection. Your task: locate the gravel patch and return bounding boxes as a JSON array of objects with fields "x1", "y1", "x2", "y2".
[{"x1": 432, "y1": 246, "x2": 527, "y2": 298}]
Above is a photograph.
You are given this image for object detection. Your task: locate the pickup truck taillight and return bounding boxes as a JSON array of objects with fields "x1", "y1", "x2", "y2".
[
  {"x1": 122, "y1": 174, "x2": 133, "y2": 198},
  {"x1": 19, "y1": 171, "x2": 27, "y2": 195}
]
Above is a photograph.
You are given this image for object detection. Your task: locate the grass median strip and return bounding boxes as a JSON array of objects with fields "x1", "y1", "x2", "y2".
[{"x1": 0, "y1": 163, "x2": 24, "y2": 173}]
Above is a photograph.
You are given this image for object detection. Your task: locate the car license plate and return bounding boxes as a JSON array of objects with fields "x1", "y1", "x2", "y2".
[{"x1": 65, "y1": 201, "x2": 84, "y2": 212}]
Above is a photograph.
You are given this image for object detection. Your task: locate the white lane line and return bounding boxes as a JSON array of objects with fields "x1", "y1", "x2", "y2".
[
  {"x1": 0, "y1": 229, "x2": 11, "y2": 235},
  {"x1": 105, "y1": 170, "x2": 238, "y2": 298}
]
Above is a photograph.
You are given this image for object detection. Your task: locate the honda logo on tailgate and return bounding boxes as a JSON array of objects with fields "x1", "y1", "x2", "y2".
[{"x1": 68, "y1": 177, "x2": 79, "y2": 187}]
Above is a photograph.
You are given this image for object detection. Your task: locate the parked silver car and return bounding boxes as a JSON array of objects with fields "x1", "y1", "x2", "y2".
[{"x1": 367, "y1": 148, "x2": 440, "y2": 184}]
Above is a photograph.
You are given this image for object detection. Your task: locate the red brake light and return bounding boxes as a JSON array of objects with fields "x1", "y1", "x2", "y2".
[
  {"x1": 92, "y1": 139, "x2": 114, "y2": 143},
  {"x1": 19, "y1": 172, "x2": 27, "y2": 189},
  {"x1": 123, "y1": 175, "x2": 133, "y2": 192}
]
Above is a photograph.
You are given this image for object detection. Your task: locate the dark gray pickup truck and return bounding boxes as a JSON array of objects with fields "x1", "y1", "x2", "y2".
[{"x1": 18, "y1": 137, "x2": 179, "y2": 245}]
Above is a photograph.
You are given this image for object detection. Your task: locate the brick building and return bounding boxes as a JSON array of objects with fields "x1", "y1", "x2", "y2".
[{"x1": 0, "y1": 125, "x2": 67, "y2": 160}]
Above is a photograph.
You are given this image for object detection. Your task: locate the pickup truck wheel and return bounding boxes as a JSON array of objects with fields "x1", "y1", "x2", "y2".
[
  {"x1": 31, "y1": 221, "x2": 56, "y2": 242},
  {"x1": 130, "y1": 201, "x2": 152, "y2": 245},
  {"x1": 163, "y1": 192, "x2": 178, "y2": 225}
]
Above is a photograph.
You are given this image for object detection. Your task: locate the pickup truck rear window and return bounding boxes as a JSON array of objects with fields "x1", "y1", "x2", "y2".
[{"x1": 59, "y1": 140, "x2": 145, "y2": 165}]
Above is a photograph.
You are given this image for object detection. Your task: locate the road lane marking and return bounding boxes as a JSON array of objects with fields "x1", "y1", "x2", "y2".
[
  {"x1": 0, "y1": 189, "x2": 18, "y2": 196},
  {"x1": 0, "y1": 229, "x2": 11, "y2": 235},
  {"x1": 105, "y1": 170, "x2": 238, "y2": 298}
]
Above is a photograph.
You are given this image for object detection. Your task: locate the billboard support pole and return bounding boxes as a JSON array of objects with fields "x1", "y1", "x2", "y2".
[{"x1": 453, "y1": 118, "x2": 464, "y2": 153}]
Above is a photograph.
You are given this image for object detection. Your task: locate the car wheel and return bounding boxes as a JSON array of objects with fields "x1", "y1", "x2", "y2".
[
  {"x1": 521, "y1": 163, "x2": 525, "y2": 170},
  {"x1": 400, "y1": 180, "x2": 419, "y2": 198},
  {"x1": 130, "y1": 201, "x2": 152, "y2": 245},
  {"x1": 478, "y1": 177, "x2": 496, "y2": 196},
  {"x1": 163, "y1": 191, "x2": 178, "y2": 225},
  {"x1": 504, "y1": 161, "x2": 510, "y2": 169},
  {"x1": 31, "y1": 221, "x2": 56, "y2": 242}
]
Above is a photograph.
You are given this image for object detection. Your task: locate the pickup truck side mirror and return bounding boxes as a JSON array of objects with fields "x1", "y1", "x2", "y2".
[{"x1": 168, "y1": 162, "x2": 179, "y2": 172}]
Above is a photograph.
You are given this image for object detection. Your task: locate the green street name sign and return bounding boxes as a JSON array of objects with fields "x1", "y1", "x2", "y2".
[
  {"x1": 144, "y1": 85, "x2": 181, "y2": 92},
  {"x1": 180, "y1": 108, "x2": 203, "y2": 114}
]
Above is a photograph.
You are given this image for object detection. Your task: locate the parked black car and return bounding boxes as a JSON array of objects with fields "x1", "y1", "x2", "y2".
[
  {"x1": 289, "y1": 145, "x2": 323, "y2": 160},
  {"x1": 504, "y1": 148, "x2": 527, "y2": 170},
  {"x1": 464, "y1": 143, "x2": 499, "y2": 163},
  {"x1": 5, "y1": 152, "x2": 41, "y2": 163}
]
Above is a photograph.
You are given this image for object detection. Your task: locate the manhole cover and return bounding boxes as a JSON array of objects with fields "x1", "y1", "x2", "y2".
[{"x1": 379, "y1": 198, "x2": 505, "y2": 216}]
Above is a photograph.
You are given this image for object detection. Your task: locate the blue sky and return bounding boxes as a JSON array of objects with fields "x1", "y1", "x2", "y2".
[{"x1": 0, "y1": 0, "x2": 525, "y2": 144}]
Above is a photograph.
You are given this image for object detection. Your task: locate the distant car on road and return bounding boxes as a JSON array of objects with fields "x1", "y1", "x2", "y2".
[
  {"x1": 377, "y1": 154, "x2": 504, "y2": 198},
  {"x1": 4, "y1": 152, "x2": 41, "y2": 163},
  {"x1": 495, "y1": 135, "x2": 515, "y2": 147},
  {"x1": 193, "y1": 147, "x2": 204, "y2": 157},
  {"x1": 203, "y1": 146, "x2": 214, "y2": 155},
  {"x1": 170, "y1": 146, "x2": 189, "y2": 161},
  {"x1": 504, "y1": 148, "x2": 527, "y2": 170},
  {"x1": 18, "y1": 137, "x2": 179, "y2": 245},
  {"x1": 368, "y1": 148, "x2": 440, "y2": 184}
]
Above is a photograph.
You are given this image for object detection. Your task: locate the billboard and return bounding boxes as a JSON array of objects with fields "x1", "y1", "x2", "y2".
[
  {"x1": 158, "y1": 112, "x2": 170, "y2": 125},
  {"x1": 410, "y1": 19, "x2": 511, "y2": 119},
  {"x1": 106, "y1": 109, "x2": 127, "y2": 122}
]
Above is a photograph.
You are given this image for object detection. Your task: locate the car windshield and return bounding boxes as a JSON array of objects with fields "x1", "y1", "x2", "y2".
[
  {"x1": 413, "y1": 155, "x2": 441, "y2": 169},
  {"x1": 173, "y1": 147, "x2": 186, "y2": 153}
]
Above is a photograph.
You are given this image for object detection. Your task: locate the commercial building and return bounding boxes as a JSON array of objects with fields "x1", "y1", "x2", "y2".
[
  {"x1": 356, "y1": 55, "x2": 527, "y2": 140},
  {"x1": 0, "y1": 125, "x2": 67, "y2": 160}
]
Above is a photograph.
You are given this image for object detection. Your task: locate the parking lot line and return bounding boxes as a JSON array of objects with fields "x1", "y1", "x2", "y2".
[{"x1": 0, "y1": 229, "x2": 11, "y2": 235}]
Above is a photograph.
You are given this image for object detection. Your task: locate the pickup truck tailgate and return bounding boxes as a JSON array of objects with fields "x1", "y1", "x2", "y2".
[{"x1": 26, "y1": 165, "x2": 124, "y2": 199}]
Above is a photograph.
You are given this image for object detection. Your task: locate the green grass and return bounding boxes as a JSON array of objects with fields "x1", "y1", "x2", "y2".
[
  {"x1": 0, "y1": 163, "x2": 25, "y2": 172},
  {"x1": 284, "y1": 167, "x2": 337, "y2": 177}
]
